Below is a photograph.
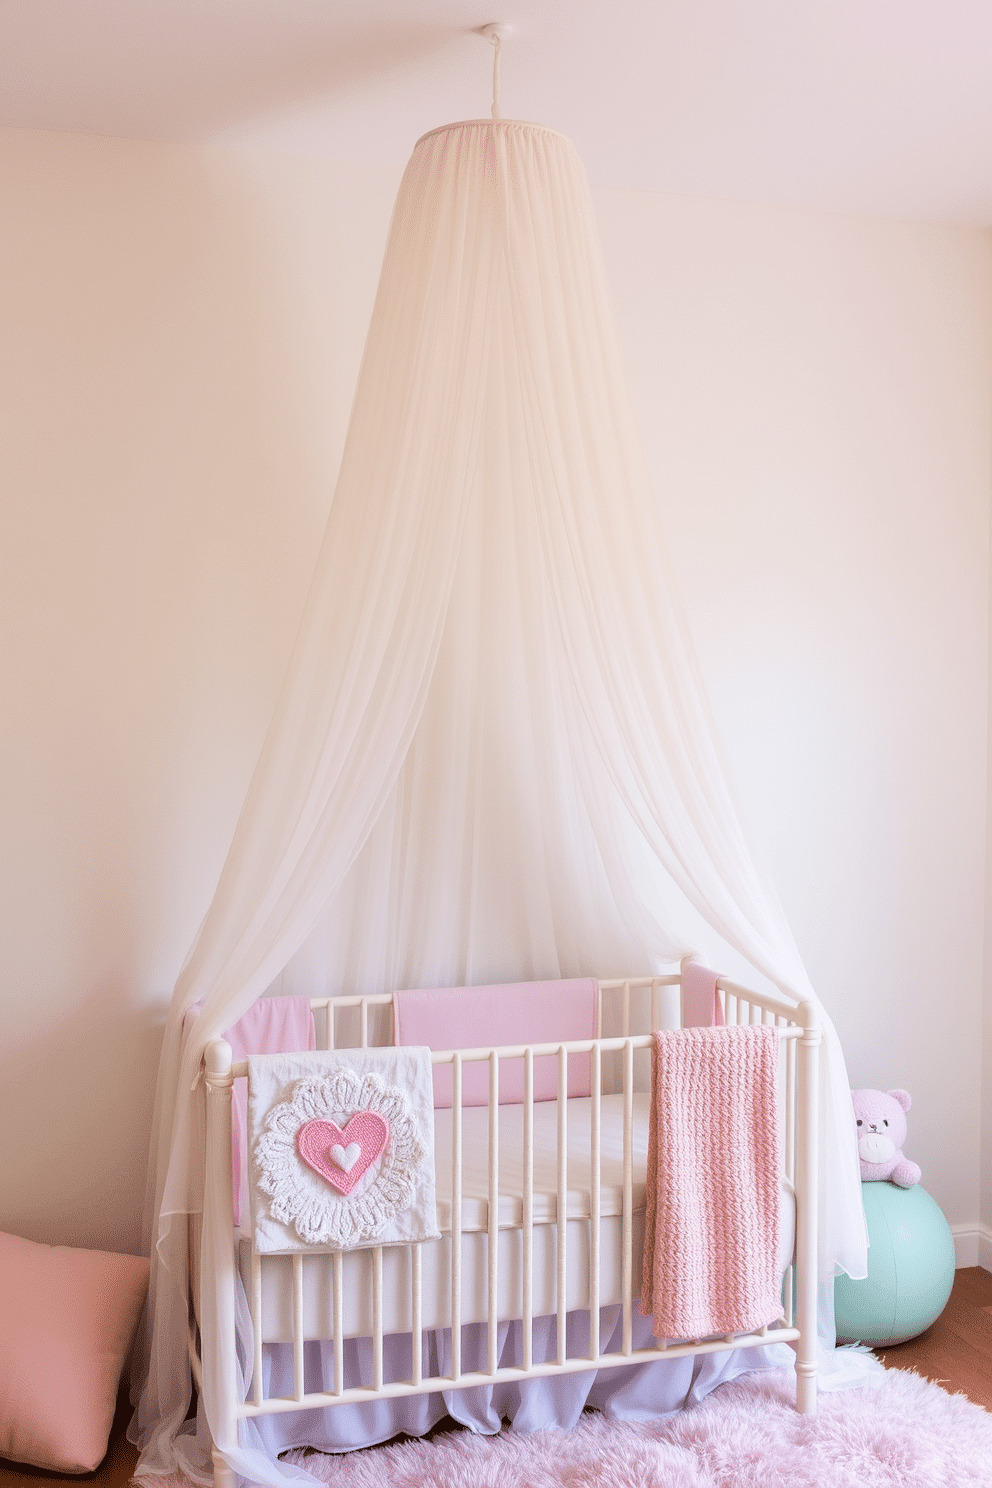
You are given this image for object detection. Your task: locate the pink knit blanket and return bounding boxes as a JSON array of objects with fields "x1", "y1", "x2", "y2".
[{"x1": 640, "y1": 1024, "x2": 782, "y2": 1340}]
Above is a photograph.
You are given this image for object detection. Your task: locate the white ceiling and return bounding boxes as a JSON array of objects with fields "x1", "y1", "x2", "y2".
[{"x1": 2, "y1": 0, "x2": 990, "y2": 224}]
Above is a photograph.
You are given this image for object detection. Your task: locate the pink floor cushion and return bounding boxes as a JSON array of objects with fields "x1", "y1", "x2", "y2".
[{"x1": 0, "y1": 1230, "x2": 149, "y2": 1473}]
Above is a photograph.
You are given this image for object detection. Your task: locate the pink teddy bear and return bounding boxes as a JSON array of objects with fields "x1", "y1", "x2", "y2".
[{"x1": 851, "y1": 1088, "x2": 921, "y2": 1187}]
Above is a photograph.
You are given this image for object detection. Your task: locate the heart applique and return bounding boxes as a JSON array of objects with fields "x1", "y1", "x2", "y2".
[{"x1": 297, "y1": 1113, "x2": 390, "y2": 1196}]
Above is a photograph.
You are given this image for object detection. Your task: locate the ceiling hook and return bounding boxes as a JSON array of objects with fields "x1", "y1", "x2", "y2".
[{"x1": 480, "y1": 23, "x2": 512, "y2": 120}]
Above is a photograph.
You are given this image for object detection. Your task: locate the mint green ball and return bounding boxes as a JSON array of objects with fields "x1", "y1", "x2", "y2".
[{"x1": 834, "y1": 1182, "x2": 956, "y2": 1346}]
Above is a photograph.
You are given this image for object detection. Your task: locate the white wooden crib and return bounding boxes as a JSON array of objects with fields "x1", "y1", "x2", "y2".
[{"x1": 195, "y1": 971, "x2": 820, "y2": 1485}]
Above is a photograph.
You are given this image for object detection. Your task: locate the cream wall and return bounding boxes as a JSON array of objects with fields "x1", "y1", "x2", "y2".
[
  {"x1": 1, "y1": 126, "x2": 990, "y2": 1258},
  {"x1": 594, "y1": 185, "x2": 992, "y2": 1257},
  {"x1": 0, "y1": 129, "x2": 402, "y2": 1252}
]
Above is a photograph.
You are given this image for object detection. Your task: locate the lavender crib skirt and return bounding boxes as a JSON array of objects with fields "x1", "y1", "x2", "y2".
[{"x1": 245, "y1": 1307, "x2": 794, "y2": 1457}]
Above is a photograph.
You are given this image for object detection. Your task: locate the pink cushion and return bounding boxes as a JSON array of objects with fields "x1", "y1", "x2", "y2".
[
  {"x1": 393, "y1": 979, "x2": 599, "y2": 1107},
  {"x1": 0, "y1": 1231, "x2": 149, "y2": 1473}
]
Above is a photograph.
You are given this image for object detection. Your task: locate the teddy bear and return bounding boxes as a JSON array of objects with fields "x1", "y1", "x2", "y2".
[{"x1": 850, "y1": 1088, "x2": 921, "y2": 1187}]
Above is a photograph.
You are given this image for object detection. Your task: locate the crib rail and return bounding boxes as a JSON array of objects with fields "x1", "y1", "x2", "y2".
[
  {"x1": 201, "y1": 966, "x2": 819, "y2": 1476},
  {"x1": 302, "y1": 972, "x2": 806, "y2": 1051}
]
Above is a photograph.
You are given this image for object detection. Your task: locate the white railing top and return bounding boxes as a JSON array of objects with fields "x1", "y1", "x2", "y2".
[
  {"x1": 305, "y1": 973, "x2": 807, "y2": 1027},
  {"x1": 226, "y1": 1026, "x2": 801, "y2": 1081},
  {"x1": 208, "y1": 970, "x2": 811, "y2": 1080}
]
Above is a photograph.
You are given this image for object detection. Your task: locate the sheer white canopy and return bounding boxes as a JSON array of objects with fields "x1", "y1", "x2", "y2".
[{"x1": 131, "y1": 119, "x2": 868, "y2": 1484}]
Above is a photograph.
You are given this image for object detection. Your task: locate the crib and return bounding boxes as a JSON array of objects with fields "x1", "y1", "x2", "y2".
[{"x1": 195, "y1": 970, "x2": 820, "y2": 1485}]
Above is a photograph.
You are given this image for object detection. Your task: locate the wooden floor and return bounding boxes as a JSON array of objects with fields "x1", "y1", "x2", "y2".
[
  {"x1": 2, "y1": 1268, "x2": 989, "y2": 1487},
  {"x1": 875, "y1": 1265, "x2": 992, "y2": 1411}
]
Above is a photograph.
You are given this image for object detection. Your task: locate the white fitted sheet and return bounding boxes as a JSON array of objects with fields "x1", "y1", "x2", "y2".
[
  {"x1": 239, "y1": 1094, "x2": 795, "y2": 1342},
  {"x1": 432, "y1": 1093, "x2": 650, "y2": 1229}
]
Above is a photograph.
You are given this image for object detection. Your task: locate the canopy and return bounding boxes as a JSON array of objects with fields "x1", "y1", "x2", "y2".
[{"x1": 131, "y1": 119, "x2": 869, "y2": 1485}]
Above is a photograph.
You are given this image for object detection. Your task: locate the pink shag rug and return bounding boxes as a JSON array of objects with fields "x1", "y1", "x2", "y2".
[{"x1": 282, "y1": 1368, "x2": 992, "y2": 1488}]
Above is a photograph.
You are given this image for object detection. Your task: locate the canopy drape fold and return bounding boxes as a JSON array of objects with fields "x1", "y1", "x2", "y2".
[{"x1": 131, "y1": 120, "x2": 868, "y2": 1485}]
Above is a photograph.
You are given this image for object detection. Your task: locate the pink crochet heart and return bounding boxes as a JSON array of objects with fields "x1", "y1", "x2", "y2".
[{"x1": 296, "y1": 1113, "x2": 390, "y2": 1196}]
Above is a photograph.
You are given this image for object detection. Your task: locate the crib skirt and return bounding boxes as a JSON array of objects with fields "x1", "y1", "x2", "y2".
[{"x1": 245, "y1": 1306, "x2": 794, "y2": 1457}]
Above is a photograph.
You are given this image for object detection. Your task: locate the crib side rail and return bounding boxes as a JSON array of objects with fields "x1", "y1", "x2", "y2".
[
  {"x1": 201, "y1": 972, "x2": 818, "y2": 1452},
  {"x1": 307, "y1": 973, "x2": 805, "y2": 1052},
  {"x1": 217, "y1": 1031, "x2": 813, "y2": 1419}
]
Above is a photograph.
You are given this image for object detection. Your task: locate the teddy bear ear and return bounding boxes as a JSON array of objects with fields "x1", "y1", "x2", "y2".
[{"x1": 888, "y1": 1088, "x2": 912, "y2": 1111}]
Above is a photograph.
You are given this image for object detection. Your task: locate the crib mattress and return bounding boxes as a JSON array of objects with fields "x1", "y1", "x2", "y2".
[
  {"x1": 432, "y1": 1092, "x2": 651, "y2": 1230},
  {"x1": 238, "y1": 1094, "x2": 795, "y2": 1342}
]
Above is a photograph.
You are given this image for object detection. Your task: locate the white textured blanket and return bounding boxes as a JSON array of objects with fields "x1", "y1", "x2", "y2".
[{"x1": 248, "y1": 1048, "x2": 439, "y2": 1254}]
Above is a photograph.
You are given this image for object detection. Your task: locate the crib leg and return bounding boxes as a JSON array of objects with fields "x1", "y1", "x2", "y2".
[
  {"x1": 794, "y1": 1258, "x2": 819, "y2": 1415},
  {"x1": 797, "y1": 1363, "x2": 820, "y2": 1410},
  {"x1": 212, "y1": 1447, "x2": 238, "y2": 1488}
]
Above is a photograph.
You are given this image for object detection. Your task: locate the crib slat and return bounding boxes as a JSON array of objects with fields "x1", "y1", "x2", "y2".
[
  {"x1": 292, "y1": 1254, "x2": 304, "y2": 1401},
  {"x1": 621, "y1": 1037, "x2": 634, "y2": 1356},
  {"x1": 784, "y1": 1262, "x2": 795, "y2": 1327},
  {"x1": 522, "y1": 1047, "x2": 534, "y2": 1373},
  {"x1": 589, "y1": 1041, "x2": 601, "y2": 1361},
  {"x1": 372, "y1": 1247, "x2": 383, "y2": 1391},
  {"x1": 786, "y1": 1028, "x2": 797, "y2": 1187},
  {"x1": 252, "y1": 1253, "x2": 263, "y2": 1406},
  {"x1": 411, "y1": 1242, "x2": 423, "y2": 1385},
  {"x1": 488, "y1": 1051, "x2": 500, "y2": 1376},
  {"x1": 556, "y1": 1043, "x2": 568, "y2": 1366},
  {"x1": 451, "y1": 1053, "x2": 462, "y2": 1382},
  {"x1": 781, "y1": 1012, "x2": 799, "y2": 1337},
  {"x1": 332, "y1": 1251, "x2": 344, "y2": 1396}
]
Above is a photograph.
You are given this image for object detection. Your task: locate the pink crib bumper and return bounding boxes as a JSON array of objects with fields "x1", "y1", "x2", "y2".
[
  {"x1": 393, "y1": 978, "x2": 599, "y2": 1108},
  {"x1": 224, "y1": 996, "x2": 316, "y2": 1226}
]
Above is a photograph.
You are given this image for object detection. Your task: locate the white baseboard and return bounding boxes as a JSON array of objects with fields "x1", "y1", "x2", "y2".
[{"x1": 950, "y1": 1222, "x2": 992, "y2": 1270}]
